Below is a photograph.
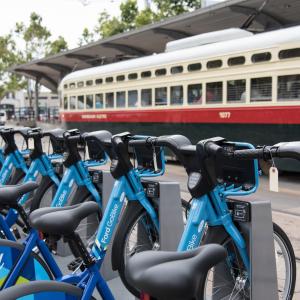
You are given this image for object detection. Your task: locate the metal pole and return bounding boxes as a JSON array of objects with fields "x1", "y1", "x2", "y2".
[{"x1": 34, "y1": 78, "x2": 40, "y2": 123}]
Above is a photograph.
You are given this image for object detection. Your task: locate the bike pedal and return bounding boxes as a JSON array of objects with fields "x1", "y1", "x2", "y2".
[{"x1": 67, "y1": 257, "x2": 83, "y2": 271}]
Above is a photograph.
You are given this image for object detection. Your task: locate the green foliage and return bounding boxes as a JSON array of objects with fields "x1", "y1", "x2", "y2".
[
  {"x1": 95, "y1": 12, "x2": 125, "y2": 39},
  {"x1": 0, "y1": 34, "x2": 25, "y2": 98},
  {"x1": 94, "y1": 0, "x2": 201, "y2": 39},
  {"x1": 48, "y1": 36, "x2": 68, "y2": 56},
  {"x1": 15, "y1": 12, "x2": 51, "y2": 61},
  {"x1": 78, "y1": 28, "x2": 95, "y2": 46},
  {"x1": 0, "y1": 12, "x2": 68, "y2": 99},
  {"x1": 153, "y1": 0, "x2": 202, "y2": 17},
  {"x1": 120, "y1": 0, "x2": 139, "y2": 29}
]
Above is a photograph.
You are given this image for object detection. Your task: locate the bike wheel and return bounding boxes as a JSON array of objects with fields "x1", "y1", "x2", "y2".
[
  {"x1": 30, "y1": 176, "x2": 58, "y2": 211},
  {"x1": 113, "y1": 199, "x2": 190, "y2": 297},
  {"x1": 0, "y1": 239, "x2": 53, "y2": 289},
  {"x1": 200, "y1": 222, "x2": 296, "y2": 300},
  {"x1": 69, "y1": 189, "x2": 101, "y2": 251},
  {"x1": 0, "y1": 281, "x2": 84, "y2": 300}
]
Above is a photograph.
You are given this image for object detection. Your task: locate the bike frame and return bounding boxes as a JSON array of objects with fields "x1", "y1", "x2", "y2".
[
  {"x1": 0, "y1": 147, "x2": 164, "y2": 299},
  {"x1": 50, "y1": 159, "x2": 105, "y2": 208},
  {"x1": 0, "y1": 153, "x2": 62, "y2": 241},
  {"x1": 0, "y1": 150, "x2": 28, "y2": 184},
  {"x1": 178, "y1": 142, "x2": 259, "y2": 275}
]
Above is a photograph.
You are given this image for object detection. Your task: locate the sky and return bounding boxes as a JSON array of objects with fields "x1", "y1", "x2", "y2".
[{"x1": 0, "y1": 0, "x2": 147, "y2": 49}]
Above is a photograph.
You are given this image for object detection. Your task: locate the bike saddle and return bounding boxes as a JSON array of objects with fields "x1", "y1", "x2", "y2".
[
  {"x1": 125, "y1": 244, "x2": 227, "y2": 300},
  {"x1": 29, "y1": 202, "x2": 100, "y2": 236},
  {"x1": 0, "y1": 182, "x2": 38, "y2": 208}
]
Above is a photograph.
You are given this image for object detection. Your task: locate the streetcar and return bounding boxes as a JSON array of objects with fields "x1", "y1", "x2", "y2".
[{"x1": 59, "y1": 26, "x2": 300, "y2": 171}]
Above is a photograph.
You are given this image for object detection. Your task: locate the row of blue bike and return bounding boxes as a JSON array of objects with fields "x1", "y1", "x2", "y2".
[{"x1": 0, "y1": 126, "x2": 297, "y2": 299}]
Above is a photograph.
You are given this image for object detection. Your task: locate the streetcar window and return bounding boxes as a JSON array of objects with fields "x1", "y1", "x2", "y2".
[
  {"x1": 69, "y1": 83, "x2": 75, "y2": 89},
  {"x1": 64, "y1": 96, "x2": 68, "y2": 109},
  {"x1": 279, "y1": 48, "x2": 300, "y2": 59},
  {"x1": 141, "y1": 89, "x2": 152, "y2": 107},
  {"x1": 228, "y1": 56, "x2": 245, "y2": 66},
  {"x1": 116, "y1": 91, "x2": 126, "y2": 108},
  {"x1": 86, "y1": 80, "x2": 93, "y2": 86},
  {"x1": 141, "y1": 71, "x2": 151, "y2": 78},
  {"x1": 206, "y1": 82, "x2": 223, "y2": 104},
  {"x1": 250, "y1": 77, "x2": 272, "y2": 102},
  {"x1": 77, "y1": 81, "x2": 84, "y2": 88},
  {"x1": 95, "y1": 78, "x2": 103, "y2": 85},
  {"x1": 77, "y1": 95, "x2": 84, "y2": 109},
  {"x1": 86, "y1": 94, "x2": 93, "y2": 109},
  {"x1": 69, "y1": 96, "x2": 76, "y2": 110},
  {"x1": 95, "y1": 94, "x2": 103, "y2": 108},
  {"x1": 188, "y1": 84, "x2": 202, "y2": 105},
  {"x1": 251, "y1": 52, "x2": 271, "y2": 63},
  {"x1": 105, "y1": 77, "x2": 114, "y2": 83},
  {"x1": 188, "y1": 63, "x2": 201, "y2": 72},
  {"x1": 155, "y1": 68, "x2": 167, "y2": 76},
  {"x1": 105, "y1": 93, "x2": 114, "y2": 108},
  {"x1": 278, "y1": 75, "x2": 300, "y2": 101},
  {"x1": 128, "y1": 90, "x2": 138, "y2": 107},
  {"x1": 155, "y1": 87, "x2": 167, "y2": 106},
  {"x1": 227, "y1": 80, "x2": 246, "y2": 103},
  {"x1": 128, "y1": 73, "x2": 138, "y2": 80},
  {"x1": 170, "y1": 86, "x2": 183, "y2": 105},
  {"x1": 63, "y1": 84, "x2": 68, "y2": 89},
  {"x1": 171, "y1": 66, "x2": 183, "y2": 74},
  {"x1": 207, "y1": 60, "x2": 222, "y2": 69},
  {"x1": 117, "y1": 75, "x2": 125, "y2": 82}
]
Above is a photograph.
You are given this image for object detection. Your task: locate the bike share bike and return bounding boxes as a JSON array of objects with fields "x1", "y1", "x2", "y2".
[
  {"x1": 0, "y1": 131, "x2": 187, "y2": 299},
  {"x1": 0, "y1": 127, "x2": 32, "y2": 186},
  {"x1": 0, "y1": 134, "x2": 296, "y2": 299},
  {"x1": 125, "y1": 136, "x2": 297, "y2": 300},
  {"x1": 0, "y1": 127, "x2": 65, "y2": 239},
  {"x1": 0, "y1": 135, "x2": 300, "y2": 300},
  {"x1": 30, "y1": 128, "x2": 109, "y2": 251}
]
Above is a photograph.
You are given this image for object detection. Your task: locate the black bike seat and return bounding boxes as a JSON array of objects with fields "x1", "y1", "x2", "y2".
[
  {"x1": 29, "y1": 202, "x2": 100, "y2": 236},
  {"x1": 0, "y1": 182, "x2": 38, "y2": 208},
  {"x1": 125, "y1": 244, "x2": 227, "y2": 300}
]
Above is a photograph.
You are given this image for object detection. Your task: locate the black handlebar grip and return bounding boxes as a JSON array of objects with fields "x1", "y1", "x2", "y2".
[
  {"x1": 233, "y1": 148, "x2": 265, "y2": 160},
  {"x1": 204, "y1": 141, "x2": 223, "y2": 156}
]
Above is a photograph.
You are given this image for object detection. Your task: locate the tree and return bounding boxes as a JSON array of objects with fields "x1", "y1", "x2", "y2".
[
  {"x1": 120, "y1": 0, "x2": 139, "y2": 30},
  {"x1": 153, "y1": 0, "x2": 202, "y2": 18},
  {"x1": 48, "y1": 36, "x2": 68, "y2": 56},
  {"x1": 78, "y1": 28, "x2": 94, "y2": 46},
  {"x1": 95, "y1": 11, "x2": 125, "y2": 39},
  {"x1": 14, "y1": 12, "x2": 52, "y2": 118},
  {"x1": 0, "y1": 34, "x2": 25, "y2": 99},
  {"x1": 95, "y1": 0, "x2": 201, "y2": 39}
]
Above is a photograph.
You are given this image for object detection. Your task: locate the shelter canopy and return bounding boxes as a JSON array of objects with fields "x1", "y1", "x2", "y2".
[{"x1": 10, "y1": 0, "x2": 300, "y2": 91}]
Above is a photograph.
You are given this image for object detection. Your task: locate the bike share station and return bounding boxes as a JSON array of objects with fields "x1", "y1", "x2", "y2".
[{"x1": 54, "y1": 169, "x2": 278, "y2": 299}]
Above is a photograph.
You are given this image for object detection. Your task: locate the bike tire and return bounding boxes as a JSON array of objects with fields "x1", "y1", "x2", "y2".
[
  {"x1": 30, "y1": 176, "x2": 58, "y2": 212},
  {"x1": 6, "y1": 168, "x2": 25, "y2": 185},
  {"x1": 199, "y1": 222, "x2": 296, "y2": 300},
  {"x1": 0, "y1": 239, "x2": 53, "y2": 289},
  {"x1": 0, "y1": 280, "x2": 85, "y2": 300},
  {"x1": 112, "y1": 199, "x2": 190, "y2": 297},
  {"x1": 68, "y1": 186, "x2": 102, "y2": 253}
]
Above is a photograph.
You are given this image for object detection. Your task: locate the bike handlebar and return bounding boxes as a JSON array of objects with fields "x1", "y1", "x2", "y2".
[{"x1": 203, "y1": 141, "x2": 300, "y2": 161}]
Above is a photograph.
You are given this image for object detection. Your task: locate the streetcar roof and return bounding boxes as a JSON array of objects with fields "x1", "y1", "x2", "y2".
[{"x1": 62, "y1": 25, "x2": 300, "y2": 83}]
